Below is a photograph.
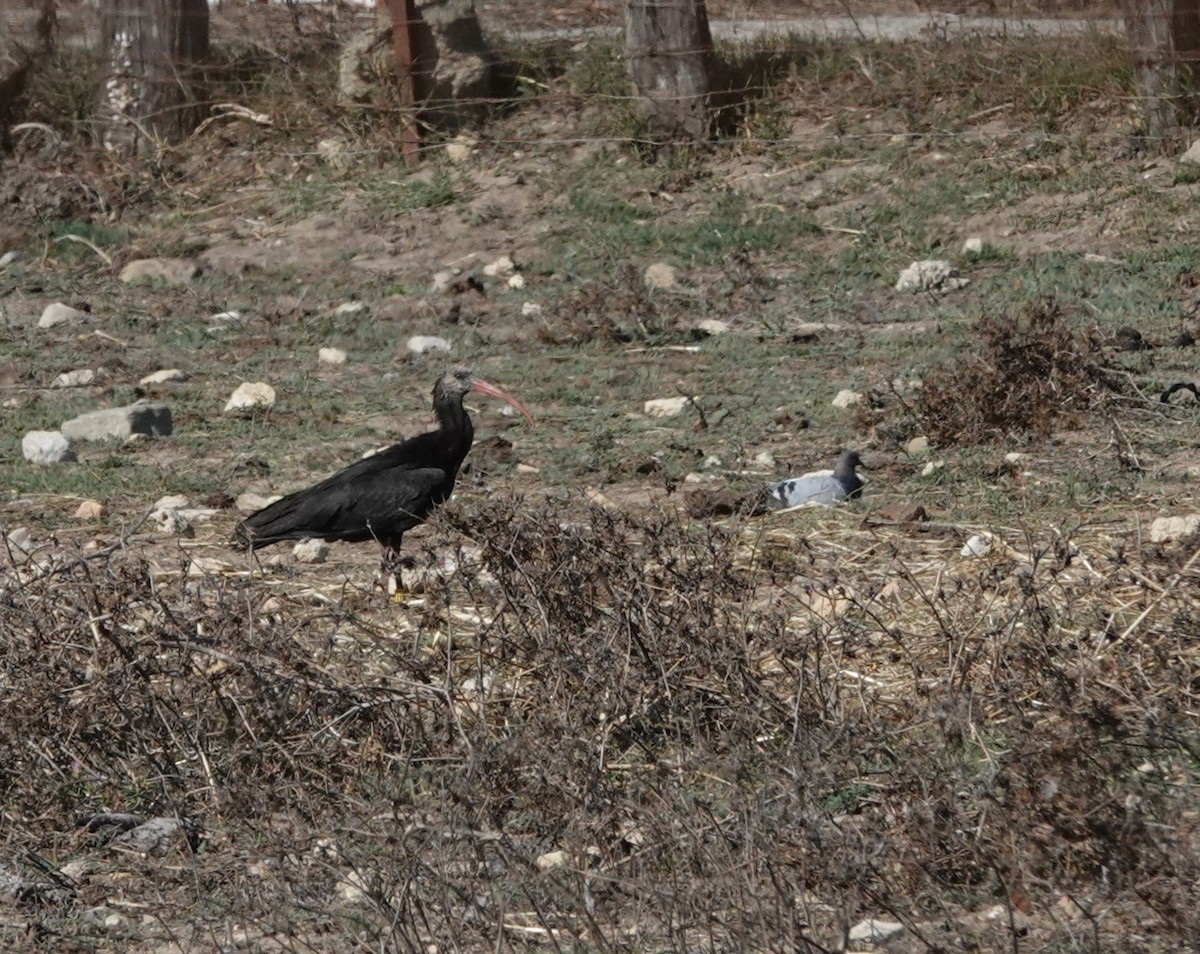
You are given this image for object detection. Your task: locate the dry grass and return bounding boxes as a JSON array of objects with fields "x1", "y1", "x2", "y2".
[{"x1": 3, "y1": 496, "x2": 1199, "y2": 951}]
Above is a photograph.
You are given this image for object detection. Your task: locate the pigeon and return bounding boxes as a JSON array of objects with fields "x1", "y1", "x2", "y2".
[{"x1": 763, "y1": 450, "x2": 864, "y2": 510}]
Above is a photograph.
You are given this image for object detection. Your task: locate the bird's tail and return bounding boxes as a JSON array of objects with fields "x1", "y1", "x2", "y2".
[{"x1": 231, "y1": 496, "x2": 303, "y2": 550}]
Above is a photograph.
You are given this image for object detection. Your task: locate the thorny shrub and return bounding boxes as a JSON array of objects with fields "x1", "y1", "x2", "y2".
[
  {"x1": 1, "y1": 499, "x2": 1198, "y2": 950},
  {"x1": 911, "y1": 299, "x2": 1119, "y2": 446}
]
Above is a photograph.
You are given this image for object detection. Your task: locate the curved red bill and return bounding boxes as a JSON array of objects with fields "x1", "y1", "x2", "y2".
[{"x1": 471, "y1": 377, "x2": 535, "y2": 425}]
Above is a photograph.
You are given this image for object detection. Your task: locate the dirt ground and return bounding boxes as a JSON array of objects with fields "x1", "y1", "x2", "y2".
[{"x1": 3, "y1": 3, "x2": 1200, "y2": 952}]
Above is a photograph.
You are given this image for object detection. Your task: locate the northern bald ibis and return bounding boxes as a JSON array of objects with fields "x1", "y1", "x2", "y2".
[
  {"x1": 764, "y1": 450, "x2": 864, "y2": 509},
  {"x1": 234, "y1": 366, "x2": 533, "y2": 577}
]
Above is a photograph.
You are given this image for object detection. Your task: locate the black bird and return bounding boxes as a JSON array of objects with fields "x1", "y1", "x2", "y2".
[{"x1": 234, "y1": 366, "x2": 533, "y2": 575}]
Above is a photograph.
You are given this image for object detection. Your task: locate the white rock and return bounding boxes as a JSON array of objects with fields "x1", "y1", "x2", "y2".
[
  {"x1": 961, "y1": 533, "x2": 994, "y2": 558},
  {"x1": 848, "y1": 918, "x2": 904, "y2": 943},
  {"x1": 643, "y1": 262, "x2": 678, "y2": 291},
  {"x1": 831, "y1": 389, "x2": 864, "y2": 409},
  {"x1": 225, "y1": 382, "x2": 276, "y2": 412},
  {"x1": 3, "y1": 527, "x2": 33, "y2": 561},
  {"x1": 445, "y1": 137, "x2": 474, "y2": 163},
  {"x1": 521, "y1": 302, "x2": 543, "y2": 317},
  {"x1": 51, "y1": 368, "x2": 99, "y2": 388},
  {"x1": 154, "y1": 494, "x2": 189, "y2": 511},
  {"x1": 407, "y1": 335, "x2": 452, "y2": 355},
  {"x1": 753, "y1": 450, "x2": 776, "y2": 468},
  {"x1": 695, "y1": 318, "x2": 730, "y2": 335},
  {"x1": 483, "y1": 255, "x2": 515, "y2": 277},
  {"x1": 536, "y1": 850, "x2": 569, "y2": 871},
  {"x1": 22, "y1": 430, "x2": 75, "y2": 465},
  {"x1": 318, "y1": 347, "x2": 347, "y2": 365},
  {"x1": 316, "y1": 137, "x2": 349, "y2": 168},
  {"x1": 1149, "y1": 515, "x2": 1200, "y2": 543},
  {"x1": 112, "y1": 816, "x2": 185, "y2": 852},
  {"x1": 1004, "y1": 451, "x2": 1029, "y2": 464},
  {"x1": 516, "y1": 462, "x2": 540, "y2": 474},
  {"x1": 292, "y1": 539, "x2": 330, "y2": 563},
  {"x1": 962, "y1": 237, "x2": 984, "y2": 254},
  {"x1": 0, "y1": 250, "x2": 21, "y2": 267},
  {"x1": 236, "y1": 492, "x2": 277, "y2": 512},
  {"x1": 921, "y1": 460, "x2": 944, "y2": 477},
  {"x1": 1181, "y1": 140, "x2": 1200, "y2": 165},
  {"x1": 895, "y1": 259, "x2": 969, "y2": 293},
  {"x1": 644, "y1": 396, "x2": 691, "y2": 417},
  {"x1": 208, "y1": 309, "x2": 243, "y2": 326},
  {"x1": 906, "y1": 436, "x2": 930, "y2": 456},
  {"x1": 39, "y1": 302, "x2": 90, "y2": 329},
  {"x1": 119, "y1": 257, "x2": 198, "y2": 286},
  {"x1": 431, "y1": 269, "x2": 456, "y2": 293},
  {"x1": 334, "y1": 301, "x2": 366, "y2": 315},
  {"x1": 139, "y1": 368, "x2": 188, "y2": 385},
  {"x1": 75, "y1": 500, "x2": 104, "y2": 519},
  {"x1": 152, "y1": 508, "x2": 191, "y2": 535},
  {"x1": 61, "y1": 403, "x2": 173, "y2": 441},
  {"x1": 507, "y1": 273, "x2": 526, "y2": 289},
  {"x1": 704, "y1": 455, "x2": 722, "y2": 467}
]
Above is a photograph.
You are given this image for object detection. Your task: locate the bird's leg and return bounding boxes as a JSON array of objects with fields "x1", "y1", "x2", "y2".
[{"x1": 378, "y1": 541, "x2": 406, "y2": 600}]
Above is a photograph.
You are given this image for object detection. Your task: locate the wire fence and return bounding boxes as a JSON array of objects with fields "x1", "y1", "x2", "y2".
[{"x1": 5, "y1": 0, "x2": 1200, "y2": 159}]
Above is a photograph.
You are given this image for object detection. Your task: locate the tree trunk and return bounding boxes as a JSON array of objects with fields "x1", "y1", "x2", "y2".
[
  {"x1": 96, "y1": 0, "x2": 209, "y2": 154},
  {"x1": 624, "y1": 0, "x2": 717, "y2": 143},
  {"x1": 1120, "y1": 0, "x2": 1200, "y2": 144}
]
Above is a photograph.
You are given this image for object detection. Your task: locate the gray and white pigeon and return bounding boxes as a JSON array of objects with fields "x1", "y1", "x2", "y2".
[{"x1": 764, "y1": 450, "x2": 864, "y2": 510}]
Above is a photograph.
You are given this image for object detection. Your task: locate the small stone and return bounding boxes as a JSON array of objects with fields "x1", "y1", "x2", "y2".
[
  {"x1": 293, "y1": 539, "x2": 330, "y2": 563},
  {"x1": 119, "y1": 257, "x2": 199, "y2": 286},
  {"x1": 695, "y1": 318, "x2": 730, "y2": 335},
  {"x1": 431, "y1": 269, "x2": 456, "y2": 293},
  {"x1": 921, "y1": 460, "x2": 944, "y2": 477},
  {"x1": 112, "y1": 816, "x2": 185, "y2": 853},
  {"x1": 154, "y1": 494, "x2": 189, "y2": 511},
  {"x1": 873, "y1": 503, "x2": 928, "y2": 523},
  {"x1": 139, "y1": 368, "x2": 188, "y2": 386},
  {"x1": 507, "y1": 273, "x2": 526, "y2": 289},
  {"x1": 1181, "y1": 139, "x2": 1200, "y2": 165},
  {"x1": 483, "y1": 255, "x2": 515, "y2": 277},
  {"x1": 848, "y1": 918, "x2": 904, "y2": 943},
  {"x1": 521, "y1": 302, "x2": 543, "y2": 317},
  {"x1": 644, "y1": 396, "x2": 691, "y2": 417},
  {"x1": 51, "y1": 368, "x2": 99, "y2": 388},
  {"x1": 152, "y1": 508, "x2": 191, "y2": 535},
  {"x1": 316, "y1": 137, "x2": 349, "y2": 168},
  {"x1": 225, "y1": 382, "x2": 276, "y2": 412},
  {"x1": 3, "y1": 527, "x2": 33, "y2": 561},
  {"x1": 906, "y1": 435, "x2": 930, "y2": 456},
  {"x1": 39, "y1": 302, "x2": 90, "y2": 329},
  {"x1": 831, "y1": 389, "x2": 864, "y2": 409},
  {"x1": 318, "y1": 347, "x2": 347, "y2": 365},
  {"x1": 1004, "y1": 451, "x2": 1029, "y2": 464},
  {"x1": 1149, "y1": 515, "x2": 1200, "y2": 543},
  {"x1": 61, "y1": 402, "x2": 173, "y2": 441},
  {"x1": 334, "y1": 301, "x2": 367, "y2": 315},
  {"x1": 585, "y1": 488, "x2": 617, "y2": 509},
  {"x1": 961, "y1": 533, "x2": 994, "y2": 558},
  {"x1": 208, "y1": 310, "x2": 244, "y2": 326},
  {"x1": 0, "y1": 250, "x2": 20, "y2": 267},
  {"x1": 752, "y1": 450, "x2": 776, "y2": 468},
  {"x1": 445, "y1": 137, "x2": 474, "y2": 163},
  {"x1": 236, "y1": 492, "x2": 277, "y2": 512},
  {"x1": 22, "y1": 430, "x2": 76, "y2": 465},
  {"x1": 643, "y1": 262, "x2": 678, "y2": 291},
  {"x1": 407, "y1": 335, "x2": 452, "y2": 355},
  {"x1": 75, "y1": 500, "x2": 104, "y2": 519},
  {"x1": 536, "y1": 850, "x2": 569, "y2": 871},
  {"x1": 962, "y1": 237, "x2": 984, "y2": 254},
  {"x1": 895, "y1": 259, "x2": 968, "y2": 293},
  {"x1": 516, "y1": 462, "x2": 540, "y2": 474}
]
